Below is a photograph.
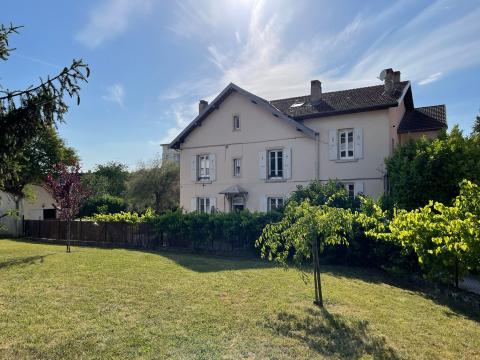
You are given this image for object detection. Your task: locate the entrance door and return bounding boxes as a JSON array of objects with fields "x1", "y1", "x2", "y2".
[{"x1": 232, "y1": 196, "x2": 245, "y2": 212}]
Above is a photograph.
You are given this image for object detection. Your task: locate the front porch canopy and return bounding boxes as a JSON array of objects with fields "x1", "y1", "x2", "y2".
[{"x1": 219, "y1": 184, "x2": 248, "y2": 196}]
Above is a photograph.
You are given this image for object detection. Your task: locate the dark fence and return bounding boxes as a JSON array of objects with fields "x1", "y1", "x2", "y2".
[{"x1": 23, "y1": 219, "x2": 255, "y2": 254}]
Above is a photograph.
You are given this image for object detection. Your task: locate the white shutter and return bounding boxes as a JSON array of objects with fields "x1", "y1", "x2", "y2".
[
  {"x1": 210, "y1": 153, "x2": 216, "y2": 181},
  {"x1": 328, "y1": 130, "x2": 338, "y2": 160},
  {"x1": 191, "y1": 197, "x2": 197, "y2": 212},
  {"x1": 209, "y1": 197, "x2": 217, "y2": 213},
  {"x1": 259, "y1": 150, "x2": 267, "y2": 179},
  {"x1": 354, "y1": 128, "x2": 363, "y2": 159},
  {"x1": 354, "y1": 182, "x2": 364, "y2": 195},
  {"x1": 191, "y1": 155, "x2": 197, "y2": 181},
  {"x1": 284, "y1": 147, "x2": 292, "y2": 179},
  {"x1": 260, "y1": 196, "x2": 268, "y2": 212}
]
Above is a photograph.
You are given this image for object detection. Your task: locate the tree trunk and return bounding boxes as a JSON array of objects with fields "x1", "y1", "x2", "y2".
[
  {"x1": 313, "y1": 235, "x2": 323, "y2": 307},
  {"x1": 66, "y1": 220, "x2": 71, "y2": 253}
]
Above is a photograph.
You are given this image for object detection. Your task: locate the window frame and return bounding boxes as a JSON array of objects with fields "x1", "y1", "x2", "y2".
[
  {"x1": 233, "y1": 158, "x2": 241, "y2": 177},
  {"x1": 267, "y1": 149, "x2": 284, "y2": 179},
  {"x1": 344, "y1": 183, "x2": 355, "y2": 198},
  {"x1": 233, "y1": 113, "x2": 241, "y2": 131},
  {"x1": 268, "y1": 197, "x2": 284, "y2": 211},
  {"x1": 197, "y1": 197, "x2": 211, "y2": 213},
  {"x1": 338, "y1": 129, "x2": 355, "y2": 160},
  {"x1": 197, "y1": 154, "x2": 210, "y2": 181}
]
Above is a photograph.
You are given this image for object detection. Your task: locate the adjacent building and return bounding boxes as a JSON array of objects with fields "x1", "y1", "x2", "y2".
[{"x1": 170, "y1": 69, "x2": 447, "y2": 213}]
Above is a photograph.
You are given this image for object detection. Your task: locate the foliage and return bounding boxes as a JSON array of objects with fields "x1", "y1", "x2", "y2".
[
  {"x1": 45, "y1": 162, "x2": 90, "y2": 221},
  {"x1": 85, "y1": 208, "x2": 156, "y2": 224},
  {"x1": 473, "y1": 112, "x2": 480, "y2": 134},
  {"x1": 127, "y1": 158, "x2": 179, "y2": 213},
  {"x1": 81, "y1": 172, "x2": 110, "y2": 199},
  {"x1": 385, "y1": 126, "x2": 480, "y2": 209},
  {"x1": 78, "y1": 194, "x2": 128, "y2": 217},
  {"x1": 94, "y1": 162, "x2": 129, "y2": 197},
  {"x1": 359, "y1": 180, "x2": 480, "y2": 287}
]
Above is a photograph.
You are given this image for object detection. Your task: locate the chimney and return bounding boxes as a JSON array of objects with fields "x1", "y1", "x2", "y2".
[
  {"x1": 199, "y1": 99, "x2": 208, "y2": 114},
  {"x1": 393, "y1": 71, "x2": 401, "y2": 86},
  {"x1": 383, "y1": 68, "x2": 394, "y2": 93},
  {"x1": 310, "y1": 80, "x2": 322, "y2": 104}
]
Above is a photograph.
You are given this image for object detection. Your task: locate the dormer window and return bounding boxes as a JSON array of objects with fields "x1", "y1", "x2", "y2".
[{"x1": 233, "y1": 114, "x2": 240, "y2": 131}]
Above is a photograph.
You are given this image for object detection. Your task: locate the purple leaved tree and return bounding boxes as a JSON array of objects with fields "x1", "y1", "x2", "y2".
[{"x1": 45, "y1": 162, "x2": 90, "y2": 252}]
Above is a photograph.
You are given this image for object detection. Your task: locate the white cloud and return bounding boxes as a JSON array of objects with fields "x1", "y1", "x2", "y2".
[
  {"x1": 160, "y1": 0, "x2": 480, "y2": 142},
  {"x1": 102, "y1": 84, "x2": 125, "y2": 108},
  {"x1": 76, "y1": 0, "x2": 152, "y2": 48},
  {"x1": 418, "y1": 72, "x2": 443, "y2": 86},
  {"x1": 153, "y1": 103, "x2": 197, "y2": 145}
]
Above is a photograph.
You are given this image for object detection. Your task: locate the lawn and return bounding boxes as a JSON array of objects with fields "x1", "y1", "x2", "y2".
[{"x1": 0, "y1": 239, "x2": 479, "y2": 359}]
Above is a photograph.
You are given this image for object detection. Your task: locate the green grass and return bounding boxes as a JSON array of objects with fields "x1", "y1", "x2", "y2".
[{"x1": 0, "y1": 239, "x2": 479, "y2": 359}]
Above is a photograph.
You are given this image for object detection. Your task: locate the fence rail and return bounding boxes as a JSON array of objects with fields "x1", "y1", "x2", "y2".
[{"x1": 23, "y1": 219, "x2": 255, "y2": 254}]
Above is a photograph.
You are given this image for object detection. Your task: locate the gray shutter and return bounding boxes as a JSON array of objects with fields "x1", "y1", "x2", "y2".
[
  {"x1": 210, "y1": 153, "x2": 216, "y2": 181},
  {"x1": 191, "y1": 197, "x2": 197, "y2": 212},
  {"x1": 328, "y1": 130, "x2": 338, "y2": 160},
  {"x1": 191, "y1": 155, "x2": 197, "y2": 182},
  {"x1": 354, "y1": 128, "x2": 363, "y2": 159},
  {"x1": 260, "y1": 196, "x2": 268, "y2": 212},
  {"x1": 209, "y1": 197, "x2": 217, "y2": 213},
  {"x1": 284, "y1": 147, "x2": 292, "y2": 179},
  {"x1": 259, "y1": 150, "x2": 267, "y2": 179},
  {"x1": 354, "y1": 182, "x2": 364, "y2": 195}
]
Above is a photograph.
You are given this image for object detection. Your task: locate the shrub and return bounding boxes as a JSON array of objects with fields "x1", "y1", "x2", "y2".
[
  {"x1": 85, "y1": 208, "x2": 156, "y2": 223},
  {"x1": 79, "y1": 194, "x2": 127, "y2": 217}
]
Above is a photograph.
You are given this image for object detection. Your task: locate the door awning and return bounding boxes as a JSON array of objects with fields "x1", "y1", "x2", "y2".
[{"x1": 219, "y1": 184, "x2": 248, "y2": 195}]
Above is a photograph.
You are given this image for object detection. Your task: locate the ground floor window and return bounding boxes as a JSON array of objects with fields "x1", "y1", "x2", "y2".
[
  {"x1": 268, "y1": 197, "x2": 284, "y2": 211},
  {"x1": 231, "y1": 196, "x2": 245, "y2": 212},
  {"x1": 344, "y1": 183, "x2": 355, "y2": 198},
  {"x1": 197, "y1": 197, "x2": 210, "y2": 213}
]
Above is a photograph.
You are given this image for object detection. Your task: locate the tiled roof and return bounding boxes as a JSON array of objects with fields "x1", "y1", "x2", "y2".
[
  {"x1": 398, "y1": 105, "x2": 447, "y2": 133},
  {"x1": 270, "y1": 82, "x2": 410, "y2": 119}
]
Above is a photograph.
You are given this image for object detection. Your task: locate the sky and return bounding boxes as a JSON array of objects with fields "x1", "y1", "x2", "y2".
[{"x1": 2, "y1": 0, "x2": 480, "y2": 170}]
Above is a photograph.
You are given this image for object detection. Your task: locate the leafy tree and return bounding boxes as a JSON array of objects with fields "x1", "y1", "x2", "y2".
[
  {"x1": 94, "y1": 162, "x2": 129, "y2": 197},
  {"x1": 359, "y1": 180, "x2": 480, "y2": 288},
  {"x1": 257, "y1": 200, "x2": 353, "y2": 307},
  {"x1": 127, "y1": 159, "x2": 179, "y2": 213},
  {"x1": 45, "y1": 162, "x2": 90, "y2": 252},
  {"x1": 79, "y1": 194, "x2": 127, "y2": 217},
  {"x1": 81, "y1": 172, "x2": 110, "y2": 199},
  {"x1": 0, "y1": 24, "x2": 89, "y2": 189},
  {"x1": 473, "y1": 112, "x2": 480, "y2": 134},
  {"x1": 386, "y1": 126, "x2": 480, "y2": 209}
]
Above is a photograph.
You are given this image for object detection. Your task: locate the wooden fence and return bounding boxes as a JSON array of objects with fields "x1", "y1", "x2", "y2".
[{"x1": 23, "y1": 219, "x2": 255, "y2": 254}]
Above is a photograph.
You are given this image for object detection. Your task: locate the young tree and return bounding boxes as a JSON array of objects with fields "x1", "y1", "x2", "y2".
[
  {"x1": 127, "y1": 158, "x2": 179, "y2": 213},
  {"x1": 257, "y1": 200, "x2": 353, "y2": 307},
  {"x1": 45, "y1": 162, "x2": 90, "y2": 252}
]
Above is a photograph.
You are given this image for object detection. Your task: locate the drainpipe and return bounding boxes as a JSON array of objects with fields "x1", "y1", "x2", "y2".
[{"x1": 315, "y1": 132, "x2": 320, "y2": 180}]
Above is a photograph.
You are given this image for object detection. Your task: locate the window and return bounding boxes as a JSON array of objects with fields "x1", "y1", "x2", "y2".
[
  {"x1": 233, "y1": 158, "x2": 241, "y2": 177},
  {"x1": 232, "y1": 196, "x2": 245, "y2": 212},
  {"x1": 198, "y1": 154, "x2": 210, "y2": 181},
  {"x1": 197, "y1": 197, "x2": 210, "y2": 213},
  {"x1": 338, "y1": 129, "x2": 354, "y2": 159},
  {"x1": 268, "y1": 150, "x2": 283, "y2": 179},
  {"x1": 233, "y1": 114, "x2": 240, "y2": 130},
  {"x1": 268, "y1": 197, "x2": 284, "y2": 211},
  {"x1": 344, "y1": 183, "x2": 355, "y2": 198}
]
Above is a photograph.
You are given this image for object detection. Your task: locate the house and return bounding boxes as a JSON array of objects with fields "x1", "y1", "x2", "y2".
[
  {"x1": 161, "y1": 143, "x2": 180, "y2": 164},
  {"x1": 0, "y1": 184, "x2": 57, "y2": 236},
  {"x1": 169, "y1": 69, "x2": 447, "y2": 213}
]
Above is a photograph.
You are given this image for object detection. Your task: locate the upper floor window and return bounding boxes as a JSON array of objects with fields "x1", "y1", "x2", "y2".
[
  {"x1": 268, "y1": 197, "x2": 284, "y2": 211},
  {"x1": 233, "y1": 158, "x2": 241, "y2": 177},
  {"x1": 233, "y1": 114, "x2": 240, "y2": 131},
  {"x1": 338, "y1": 129, "x2": 354, "y2": 160},
  {"x1": 198, "y1": 154, "x2": 210, "y2": 181},
  {"x1": 268, "y1": 149, "x2": 283, "y2": 179}
]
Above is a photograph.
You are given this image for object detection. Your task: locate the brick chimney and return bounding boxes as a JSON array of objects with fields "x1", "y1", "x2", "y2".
[
  {"x1": 199, "y1": 100, "x2": 208, "y2": 114},
  {"x1": 383, "y1": 68, "x2": 394, "y2": 93},
  {"x1": 310, "y1": 80, "x2": 322, "y2": 104}
]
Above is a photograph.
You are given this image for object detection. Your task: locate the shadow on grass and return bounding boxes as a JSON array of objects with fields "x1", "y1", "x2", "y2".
[
  {"x1": 0, "y1": 254, "x2": 50, "y2": 270},
  {"x1": 322, "y1": 265, "x2": 480, "y2": 322},
  {"x1": 264, "y1": 307, "x2": 401, "y2": 360}
]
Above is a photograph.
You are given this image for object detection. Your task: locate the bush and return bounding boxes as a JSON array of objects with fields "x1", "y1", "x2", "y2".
[
  {"x1": 85, "y1": 208, "x2": 156, "y2": 223},
  {"x1": 79, "y1": 194, "x2": 127, "y2": 217}
]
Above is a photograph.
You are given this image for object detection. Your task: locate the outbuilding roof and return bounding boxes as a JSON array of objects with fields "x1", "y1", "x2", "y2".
[{"x1": 397, "y1": 105, "x2": 447, "y2": 133}]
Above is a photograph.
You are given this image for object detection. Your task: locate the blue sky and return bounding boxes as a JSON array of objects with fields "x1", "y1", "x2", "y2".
[{"x1": 2, "y1": 0, "x2": 480, "y2": 170}]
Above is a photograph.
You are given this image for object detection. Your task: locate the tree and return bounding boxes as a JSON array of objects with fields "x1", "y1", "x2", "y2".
[
  {"x1": 257, "y1": 200, "x2": 353, "y2": 307},
  {"x1": 94, "y1": 162, "x2": 129, "y2": 197},
  {"x1": 386, "y1": 126, "x2": 480, "y2": 209},
  {"x1": 127, "y1": 159, "x2": 179, "y2": 213},
  {"x1": 359, "y1": 180, "x2": 480, "y2": 288},
  {"x1": 473, "y1": 112, "x2": 480, "y2": 134},
  {"x1": 0, "y1": 24, "x2": 89, "y2": 189},
  {"x1": 45, "y1": 162, "x2": 90, "y2": 252}
]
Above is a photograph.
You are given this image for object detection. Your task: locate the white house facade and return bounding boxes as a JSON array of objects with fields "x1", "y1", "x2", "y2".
[{"x1": 170, "y1": 69, "x2": 447, "y2": 213}]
